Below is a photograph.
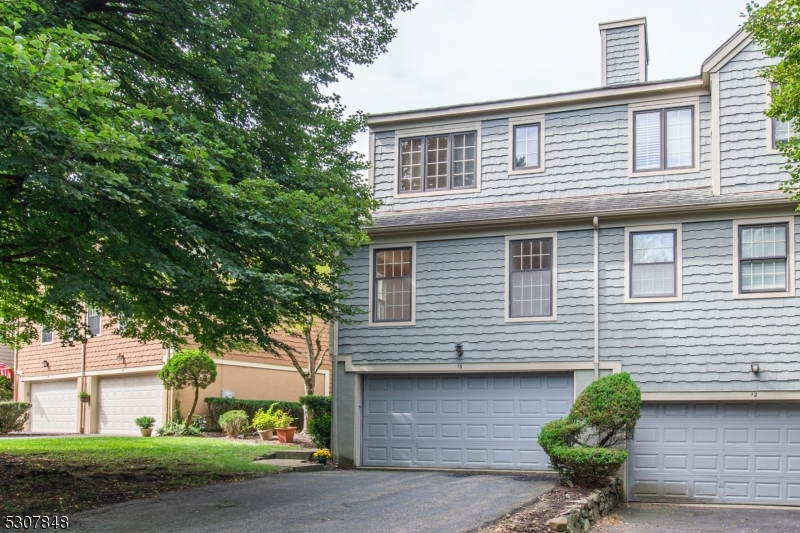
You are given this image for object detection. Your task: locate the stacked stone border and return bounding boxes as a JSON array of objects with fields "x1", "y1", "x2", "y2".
[{"x1": 546, "y1": 478, "x2": 622, "y2": 532}]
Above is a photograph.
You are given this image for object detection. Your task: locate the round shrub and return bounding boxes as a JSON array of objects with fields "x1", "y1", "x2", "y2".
[
  {"x1": 218, "y1": 409, "x2": 249, "y2": 438},
  {"x1": 159, "y1": 349, "x2": 217, "y2": 428}
]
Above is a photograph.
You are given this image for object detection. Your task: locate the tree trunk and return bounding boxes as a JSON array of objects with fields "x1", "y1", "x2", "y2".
[
  {"x1": 300, "y1": 373, "x2": 314, "y2": 434},
  {"x1": 185, "y1": 386, "x2": 199, "y2": 428}
]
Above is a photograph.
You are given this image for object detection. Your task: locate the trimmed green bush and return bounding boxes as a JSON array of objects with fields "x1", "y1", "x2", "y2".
[
  {"x1": 308, "y1": 413, "x2": 331, "y2": 449},
  {"x1": 156, "y1": 411, "x2": 202, "y2": 436},
  {"x1": 299, "y1": 395, "x2": 331, "y2": 417},
  {"x1": 538, "y1": 372, "x2": 641, "y2": 487},
  {"x1": 205, "y1": 397, "x2": 304, "y2": 431},
  {"x1": 0, "y1": 402, "x2": 31, "y2": 435},
  {"x1": 218, "y1": 410, "x2": 249, "y2": 438}
]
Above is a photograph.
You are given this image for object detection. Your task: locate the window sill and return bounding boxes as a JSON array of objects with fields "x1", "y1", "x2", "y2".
[
  {"x1": 733, "y1": 290, "x2": 795, "y2": 300},
  {"x1": 623, "y1": 295, "x2": 682, "y2": 304},
  {"x1": 765, "y1": 146, "x2": 786, "y2": 156},
  {"x1": 629, "y1": 166, "x2": 699, "y2": 178},
  {"x1": 508, "y1": 166, "x2": 546, "y2": 176},
  {"x1": 504, "y1": 315, "x2": 557, "y2": 323},
  {"x1": 393, "y1": 187, "x2": 481, "y2": 199},
  {"x1": 368, "y1": 320, "x2": 416, "y2": 328},
  {"x1": 40, "y1": 341, "x2": 54, "y2": 346}
]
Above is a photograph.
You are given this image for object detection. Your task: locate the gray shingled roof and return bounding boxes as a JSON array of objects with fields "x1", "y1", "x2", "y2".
[{"x1": 370, "y1": 188, "x2": 793, "y2": 232}]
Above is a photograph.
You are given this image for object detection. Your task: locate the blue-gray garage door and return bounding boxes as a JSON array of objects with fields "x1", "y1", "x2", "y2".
[
  {"x1": 629, "y1": 402, "x2": 800, "y2": 505},
  {"x1": 361, "y1": 373, "x2": 573, "y2": 470}
]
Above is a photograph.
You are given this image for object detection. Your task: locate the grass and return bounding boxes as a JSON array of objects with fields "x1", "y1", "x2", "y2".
[{"x1": 0, "y1": 436, "x2": 298, "y2": 514}]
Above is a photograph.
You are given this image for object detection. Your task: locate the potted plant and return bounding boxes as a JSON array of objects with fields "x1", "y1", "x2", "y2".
[
  {"x1": 78, "y1": 391, "x2": 90, "y2": 403},
  {"x1": 313, "y1": 448, "x2": 331, "y2": 465},
  {"x1": 135, "y1": 416, "x2": 156, "y2": 437},
  {"x1": 273, "y1": 409, "x2": 297, "y2": 443},
  {"x1": 251, "y1": 408, "x2": 280, "y2": 441}
]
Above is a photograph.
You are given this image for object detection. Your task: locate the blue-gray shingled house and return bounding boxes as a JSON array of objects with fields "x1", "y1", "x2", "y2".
[{"x1": 330, "y1": 16, "x2": 800, "y2": 506}]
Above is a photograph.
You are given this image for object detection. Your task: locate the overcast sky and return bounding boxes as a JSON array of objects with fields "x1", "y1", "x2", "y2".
[{"x1": 329, "y1": 0, "x2": 750, "y2": 162}]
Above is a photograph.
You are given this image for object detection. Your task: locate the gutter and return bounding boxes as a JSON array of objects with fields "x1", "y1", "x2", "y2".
[{"x1": 593, "y1": 217, "x2": 600, "y2": 380}]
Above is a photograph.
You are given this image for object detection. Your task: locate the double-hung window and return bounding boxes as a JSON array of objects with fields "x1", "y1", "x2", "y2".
[
  {"x1": 512, "y1": 124, "x2": 541, "y2": 170},
  {"x1": 88, "y1": 307, "x2": 101, "y2": 336},
  {"x1": 509, "y1": 238, "x2": 553, "y2": 318},
  {"x1": 739, "y1": 223, "x2": 789, "y2": 293},
  {"x1": 630, "y1": 230, "x2": 677, "y2": 298},
  {"x1": 41, "y1": 325, "x2": 53, "y2": 344},
  {"x1": 633, "y1": 107, "x2": 693, "y2": 172},
  {"x1": 373, "y1": 248, "x2": 413, "y2": 322},
  {"x1": 399, "y1": 132, "x2": 477, "y2": 193},
  {"x1": 770, "y1": 82, "x2": 792, "y2": 149}
]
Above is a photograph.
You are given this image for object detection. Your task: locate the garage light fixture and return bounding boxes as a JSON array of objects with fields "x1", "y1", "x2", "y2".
[
  {"x1": 116, "y1": 353, "x2": 125, "y2": 362},
  {"x1": 41, "y1": 360, "x2": 49, "y2": 368},
  {"x1": 751, "y1": 363, "x2": 759, "y2": 374},
  {"x1": 455, "y1": 343, "x2": 463, "y2": 358}
]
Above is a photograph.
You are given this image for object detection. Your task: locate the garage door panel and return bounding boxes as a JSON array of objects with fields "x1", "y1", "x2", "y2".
[
  {"x1": 30, "y1": 380, "x2": 77, "y2": 433},
  {"x1": 629, "y1": 402, "x2": 800, "y2": 505},
  {"x1": 362, "y1": 373, "x2": 572, "y2": 470},
  {"x1": 98, "y1": 375, "x2": 162, "y2": 435}
]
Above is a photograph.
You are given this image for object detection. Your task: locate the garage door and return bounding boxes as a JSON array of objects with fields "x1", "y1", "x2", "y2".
[
  {"x1": 98, "y1": 375, "x2": 163, "y2": 434},
  {"x1": 629, "y1": 402, "x2": 800, "y2": 505},
  {"x1": 362, "y1": 373, "x2": 573, "y2": 470},
  {"x1": 30, "y1": 380, "x2": 77, "y2": 433}
]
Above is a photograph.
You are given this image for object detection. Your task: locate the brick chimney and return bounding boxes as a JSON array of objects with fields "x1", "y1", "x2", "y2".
[{"x1": 599, "y1": 17, "x2": 649, "y2": 86}]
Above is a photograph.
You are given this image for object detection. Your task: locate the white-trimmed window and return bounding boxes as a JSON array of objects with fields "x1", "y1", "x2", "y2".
[
  {"x1": 633, "y1": 107, "x2": 694, "y2": 172},
  {"x1": 733, "y1": 218, "x2": 795, "y2": 299},
  {"x1": 624, "y1": 225, "x2": 682, "y2": 303},
  {"x1": 398, "y1": 132, "x2": 477, "y2": 194},
  {"x1": 504, "y1": 233, "x2": 557, "y2": 322},
  {"x1": 508, "y1": 115, "x2": 545, "y2": 175},
  {"x1": 88, "y1": 307, "x2": 101, "y2": 336},
  {"x1": 370, "y1": 245, "x2": 416, "y2": 325},
  {"x1": 768, "y1": 81, "x2": 792, "y2": 150},
  {"x1": 41, "y1": 325, "x2": 53, "y2": 345}
]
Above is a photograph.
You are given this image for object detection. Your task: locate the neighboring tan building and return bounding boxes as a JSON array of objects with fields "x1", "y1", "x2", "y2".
[
  {"x1": 332, "y1": 16, "x2": 800, "y2": 506},
  {"x1": 15, "y1": 313, "x2": 329, "y2": 435}
]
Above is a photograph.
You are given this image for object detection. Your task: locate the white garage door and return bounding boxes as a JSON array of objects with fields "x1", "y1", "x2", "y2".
[
  {"x1": 98, "y1": 375, "x2": 163, "y2": 434},
  {"x1": 30, "y1": 380, "x2": 77, "y2": 433},
  {"x1": 362, "y1": 373, "x2": 573, "y2": 470},
  {"x1": 629, "y1": 402, "x2": 800, "y2": 505}
]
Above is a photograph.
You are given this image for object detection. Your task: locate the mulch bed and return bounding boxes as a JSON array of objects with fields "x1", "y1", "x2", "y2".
[
  {"x1": 477, "y1": 485, "x2": 593, "y2": 533},
  {"x1": 200, "y1": 430, "x2": 317, "y2": 448}
]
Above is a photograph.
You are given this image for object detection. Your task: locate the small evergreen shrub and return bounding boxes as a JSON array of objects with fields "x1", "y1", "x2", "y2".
[
  {"x1": 156, "y1": 412, "x2": 202, "y2": 436},
  {"x1": 308, "y1": 413, "x2": 331, "y2": 449},
  {"x1": 204, "y1": 398, "x2": 303, "y2": 431},
  {"x1": 299, "y1": 395, "x2": 332, "y2": 417},
  {"x1": 218, "y1": 409, "x2": 249, "y2": 438},
  {"x1": 538, "y1": 372, "x2": 641, "y2": 487},
  {"x1": 0, "y1": 402, "x2": 31, "y2": 435}
]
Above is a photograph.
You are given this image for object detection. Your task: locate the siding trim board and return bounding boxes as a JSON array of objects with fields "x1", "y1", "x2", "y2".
[
  {"x1": 623, "y1": 224, "x2": 683, "y2": 303},
  {"x1": 732, "y1": 216, "x2": 796, "y2": 300},
  {"x1": 504, "y1": 232, "x2": 558, "y2": 322},
  {"x1": 368, "y1": 242, "x2": 417, "y2": 327},
  {"x1": 336, "y1": 355, "x2": 622, "y2": 375}
]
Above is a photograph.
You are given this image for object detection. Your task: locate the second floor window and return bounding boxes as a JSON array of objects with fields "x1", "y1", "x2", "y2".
[
  {"x1": 513, "y1": 124, "x2": 541, "y2": 170},
  {"x1": 740, "y1": 224, "x2": 788, "y2": 293},
  {"x1": 773, "y1": 118, "x2": 791, "y2": 148},
  {"x1": 88, "y1": 308, "x2": 101, "y2": 336},
  {"x1": 630, "y1": 231, "x2": 677, "y2": 298},
  {"x1": 509, "y1": 238, "x2": 552, "y2": 318},
  {"x1": 374, "y1": 248, "x2": 412, "y2": 322},
  {"x1": 399, "y1": 132, "x2": 477, "y2": 193},
  {"x1": 41, "y1": 325, "x2": 53, "y2": 344},
  {"x1": 633, "y1": 107, "x2": 693, "y2": 172}
]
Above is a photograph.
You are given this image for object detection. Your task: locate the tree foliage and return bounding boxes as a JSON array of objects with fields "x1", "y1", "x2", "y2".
[
  {"x1": 159, "y1": 349, "x2": 217, "y2": 427},
  {"x1": 538, "y1": 372, "x2": 641, "y2": 487},
  {"x1": 745, "y1": 1, "x2": 800, "y2": 202},
  {"x1": 0, "y1": 0, "x2": 414, "y2": 350}
]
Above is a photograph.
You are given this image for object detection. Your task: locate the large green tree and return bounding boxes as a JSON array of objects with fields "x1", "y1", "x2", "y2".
[
  {"x1": 0, "y1": 0, "x2": 413, "y2": 350},
  {"x1": 746, "y1": 1, "x2": 800, "y2": 200}
]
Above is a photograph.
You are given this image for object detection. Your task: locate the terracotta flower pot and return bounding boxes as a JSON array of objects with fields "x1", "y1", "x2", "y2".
[
  {"x1": 275, "y1": 427, "x2": 296, "y2": 443},
  {"x1": 140, "y1": 428, "x2": 153, "y2": 437},
  {"x1": 257, "y1": 429, "x2": 274, "y2": 441}
]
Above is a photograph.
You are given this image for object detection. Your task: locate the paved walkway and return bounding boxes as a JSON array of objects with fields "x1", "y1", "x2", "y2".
[
  {"x1": 596, "y1": 502, "x2": 800, "y2": 533},
  {"x1": 72, "y1": 470, "x2": 555, "y2": 533}
]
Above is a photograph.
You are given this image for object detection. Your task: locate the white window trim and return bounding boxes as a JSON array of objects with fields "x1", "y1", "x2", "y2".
[
  {"x1": 88, "y1": 307, "x2": 101, "y2": 337},
  {"x1": 391, "y1": 121, "x2": 482, "y2": 199},
  {"x1": 368, "y1": 242, "x2": 417, "y2": 327},
  {"x1": 504, "y1": 232, "x2": 558, "y2": 323},
  {"x1": 765, "y1": 80, "x2": 788, "y2": 156},
  {"x1": 732, "y1": 216, "x2": 795, "y2": 300},
  {"x1": 507, "y1": 114, "x2": 546, "y2": 175},
  {"x1": 627, "y1": 96, "x2": 700, "y2": 178},
  {"x1": 623, "y1": 224, "x2": 683, "y2": 303},
  {"x1": 41, "y1": 326, "x2": 54, "y2": 345}
]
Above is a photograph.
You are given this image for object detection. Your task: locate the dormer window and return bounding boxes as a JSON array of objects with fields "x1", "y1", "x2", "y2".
[{"x1": 398, "y1": 132, "x2": 477, "y2": 193}]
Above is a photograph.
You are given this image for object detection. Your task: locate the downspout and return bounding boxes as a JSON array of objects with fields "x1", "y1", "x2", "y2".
[
  {"x1": 12, "y1": 326, "x2": 18, "y2": 401},
  {"x1": 593, "y1": 216, "x2": 600, "y2": 381},
  {"x1": 330, "y1": 321, "x2": 338, "y2": 462},
  {"x1": 80, "y1": 308, "x2": 88, "y2": 434}
]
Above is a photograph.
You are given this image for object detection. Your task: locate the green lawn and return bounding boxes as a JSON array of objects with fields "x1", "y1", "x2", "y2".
[{"x1": 0, "y1": 436, "x2": 297, "y2": 514}]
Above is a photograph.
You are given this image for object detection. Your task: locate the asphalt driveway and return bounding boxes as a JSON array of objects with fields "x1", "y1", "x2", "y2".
[
  {"x1": 71, "y1": 470, "x2": 556, "y2": 533},
  {"x1": 597, "y1": 503, "x2": 800, "y2": 533}
]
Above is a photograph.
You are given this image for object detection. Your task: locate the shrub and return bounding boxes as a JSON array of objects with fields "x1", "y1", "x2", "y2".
[
  {"x1": 218, "y1": 410, "x2": 249, "y2": 438},
  {"x1": 159, "y1": 349, "x2": 217, "y2": 428},
  {"x1": 251, "y1": 408, "x2": 281, "y2": 431},
  {"x1": 308, "y1": 413, "x2": 331, "y2": 449},
  {"x1": 204, "y1": 398, "x2": 304, "y2": 431},
  {"x1": 299, "y1": 395, "x2": 332, "y2": 417},
  {"x1": 0, "y1": 375, "x2": 13, "y2": 401},
  {"x1": 156, "y1": 412, "x2": 202, "y2": 436},
  {"x1": 135, "y1": 416, "x2": 156, "y2": 429},
  {"x1": 0, "y1": 402, "x2": 31, "y2": 435},
  {"x1": 538, "y1": 372, "x2": 641, "y2": 487}
]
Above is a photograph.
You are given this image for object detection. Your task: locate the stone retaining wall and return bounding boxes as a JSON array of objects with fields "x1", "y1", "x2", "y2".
[{"x1": 546, "y1": 478, "x2": 623, "y2": 532}]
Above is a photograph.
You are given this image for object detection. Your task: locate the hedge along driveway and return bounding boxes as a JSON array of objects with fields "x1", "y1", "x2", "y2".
[{"x1": 0, "y1": 436, "x2": 297, "y2": 514}]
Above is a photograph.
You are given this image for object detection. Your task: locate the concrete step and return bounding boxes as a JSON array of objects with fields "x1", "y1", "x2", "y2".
[
  {"x1": 252, "y1": 457, "x2": 327, "y2": 472},
  {"x1": 274, "y1": 449, "x2": 317, "y2": 460}
]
